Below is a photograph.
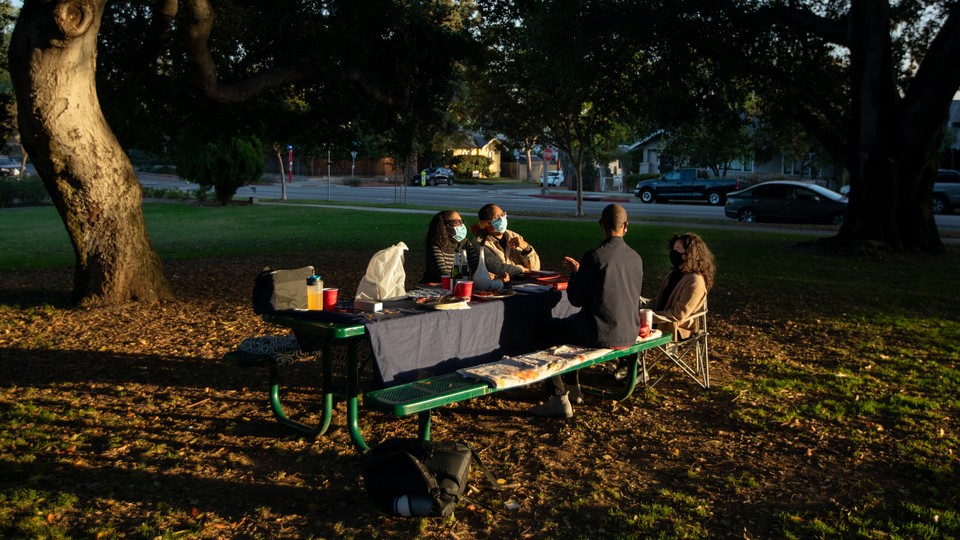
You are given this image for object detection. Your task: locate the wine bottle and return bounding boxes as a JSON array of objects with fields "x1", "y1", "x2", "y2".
[
  {"x1": 451, "y1": 250, "x2": 462, "y2": 289},
  {"x1": 459, "y1": 249, "x2": 470, "y2": 279}
]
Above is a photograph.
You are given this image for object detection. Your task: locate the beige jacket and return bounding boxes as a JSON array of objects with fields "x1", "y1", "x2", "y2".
[
  {"x1": 643, "y1": 272, "x2": 708, "y2": 341},
  {"x1": 473, "y1": 230, "x2": 541, "y2": 277}
]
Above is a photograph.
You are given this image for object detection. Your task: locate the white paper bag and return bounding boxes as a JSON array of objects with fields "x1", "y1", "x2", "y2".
[{"x1": 355, "y1": 242, "x2": 409, "y2": 301}]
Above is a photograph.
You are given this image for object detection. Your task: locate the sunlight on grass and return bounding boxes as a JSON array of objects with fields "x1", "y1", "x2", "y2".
[{"x1": 0, "y1": 489, "x2": 77, "y2": 539}]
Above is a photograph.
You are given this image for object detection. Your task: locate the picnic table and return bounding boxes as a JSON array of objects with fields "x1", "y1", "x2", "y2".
[{"x1": 260, "y1": 279, "x2": 578, "y2": 450}]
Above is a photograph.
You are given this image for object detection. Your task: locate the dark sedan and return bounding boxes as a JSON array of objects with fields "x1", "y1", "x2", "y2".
[
  {"x1": 724, "y1": 181, "x2": 848, "y2": 226},
  {"x1": 409, "y1": 167, "x2": 455, "y2": 186}
]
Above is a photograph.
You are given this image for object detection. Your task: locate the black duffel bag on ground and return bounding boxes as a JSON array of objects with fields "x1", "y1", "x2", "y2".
[{"x1": 361, "y1": 439, "x2": 493, "y2": 517}]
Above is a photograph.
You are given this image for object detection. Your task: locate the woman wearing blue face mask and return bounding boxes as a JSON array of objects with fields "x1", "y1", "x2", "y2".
[
  {"x1": 422, "y1": 210, "x2": 469, "y2": 284},
  {"x1": 468, "y1": 203, "x2": 541, "y2": 279}
]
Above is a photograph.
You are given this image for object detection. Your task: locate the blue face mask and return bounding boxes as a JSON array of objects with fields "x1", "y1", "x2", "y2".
[
  {"x1": 452, "y1": 224, "x2": 467, "y2": 242},
  {"x1": 491, "y1": 215, "x2": 508, "y2": 234}
]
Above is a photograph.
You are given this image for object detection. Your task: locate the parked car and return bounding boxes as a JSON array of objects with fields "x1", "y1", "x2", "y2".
[
  {"x1": 543, "y1": 170, "x2": 564, "y2": 187},
  {"x1": 633, "y1": 168, "x2": 745, "y2": 205},
  {"x1": 840, "y1": 169, "x2": 959, "y2": 214},
  {"x1": 409, "y1": 167, "x2": 454, "y2": 186},
  {"x1": 724, "y1": 180, "x2": 848, "y2": 226},
  {"x1": 932, "y1": 168, "x2": 960, "y2": 214},
  {"x1": 0, "y1": 157, "x2": 21, "y2": 177}
]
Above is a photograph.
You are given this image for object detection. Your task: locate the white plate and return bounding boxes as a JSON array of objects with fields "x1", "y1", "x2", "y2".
[
  {"x1": 432, "y1": 300, "x2": 470, "y2": 310},
  {"x1": 472, "y1": 289, "x2": 517, "y2": 300}
]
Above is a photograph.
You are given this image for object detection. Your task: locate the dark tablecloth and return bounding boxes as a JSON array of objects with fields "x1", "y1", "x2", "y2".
[{"x1": 292, "y1": 288, "x2": 578, "y2": 386}]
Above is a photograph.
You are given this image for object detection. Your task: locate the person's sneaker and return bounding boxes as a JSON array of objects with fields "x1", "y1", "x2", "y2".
[
  {"x1": 568, "y1": 384, "x2": 584, "y2": 405},
  {"x1": 528, "y1": 393, "x2": 573, "y2": 418}
]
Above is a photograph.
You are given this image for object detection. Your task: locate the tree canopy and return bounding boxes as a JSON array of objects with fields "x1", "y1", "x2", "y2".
[{"x1": 6, "y1": 0, "x2": 960, "y2": 305}]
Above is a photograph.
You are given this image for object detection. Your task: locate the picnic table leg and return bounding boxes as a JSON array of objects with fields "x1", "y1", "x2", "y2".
[
  {"x1": 264, "y1": 341, "x2": 335, "y2": 437},
  {"x1": 582, "y1": 353, "x2": 640, "y2": 401},
  {"x1": 417, "y1": 411, "x2": 432, "y2": 441},
  {"x1": 346, "y1": 337, "x2": 369, "y2": 452}
]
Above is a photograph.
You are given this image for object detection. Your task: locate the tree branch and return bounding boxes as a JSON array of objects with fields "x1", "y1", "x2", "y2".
[
  {"x1": 181, "y1": 0, "x2": 315, "y2": 103},
  {"x1": 752, "y1": 4, "x2": 849, "y2": 46},
  {"x1": 903, "y1": 4, "x2": 960, "y2": 124}
]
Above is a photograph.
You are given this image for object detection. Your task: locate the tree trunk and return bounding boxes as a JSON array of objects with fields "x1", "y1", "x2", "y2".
[
  {"x1": 834, "y1": 0, "x2": 951, "y2": 254},
  {"x1": 10, "y1": 0, "x2": 173, "y2": 305}
]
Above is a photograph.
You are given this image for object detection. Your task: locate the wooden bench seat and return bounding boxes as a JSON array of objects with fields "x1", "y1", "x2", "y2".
[{"x1": 364, "y1": 333, "x2": 672, "y2": 440}]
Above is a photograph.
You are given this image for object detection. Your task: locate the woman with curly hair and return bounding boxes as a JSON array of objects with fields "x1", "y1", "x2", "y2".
[
  {"x1": 644, "y1": 232, "x2": 716, "y2": 340},
  {"x1": 422, "y1": 210, "x2": 469, "y2": 284}
]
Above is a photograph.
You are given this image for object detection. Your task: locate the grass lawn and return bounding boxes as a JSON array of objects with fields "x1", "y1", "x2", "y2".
[{"x1": 1, "y1": 202, "x2": 958, "y2": 538}]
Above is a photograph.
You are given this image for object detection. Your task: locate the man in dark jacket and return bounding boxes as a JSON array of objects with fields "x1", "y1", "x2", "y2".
[{"x1": 529, "y1": 203, "x2": 644, "y2": 417}]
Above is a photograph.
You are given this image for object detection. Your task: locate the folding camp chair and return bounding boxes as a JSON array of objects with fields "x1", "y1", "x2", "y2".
[{"x1": 640, "y1": 298, "x2": 710, "y2": 389}]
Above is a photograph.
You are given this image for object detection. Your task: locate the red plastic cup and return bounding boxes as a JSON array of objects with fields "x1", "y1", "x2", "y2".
[
  {"x1": 441, "y1": 275, "x2": 452, "y2": 290},
  {"x1": 454, "y1": 280, "x2": 473, "y2": 299},
  {"x1": 639, "y1": 309, "x2": 653, "y2": 337},
  {"x1": 322, "y1": 288, "x2": 339, "y2": 310}
]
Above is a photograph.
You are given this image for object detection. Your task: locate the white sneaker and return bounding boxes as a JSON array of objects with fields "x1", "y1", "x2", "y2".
[
  {"x1": 568, "y1": 384, "x2": 584, "y2": 405},
  {"x1": 528, "y1": 393, "x2": 573, "y2": 418}
]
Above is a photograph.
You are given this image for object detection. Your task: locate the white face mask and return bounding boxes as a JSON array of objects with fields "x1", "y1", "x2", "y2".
[
  {"x1": 452, "y1": 224, "x2": 467, "y2": 242},
  {"x1": 491, "y1": 215, "x2": 508, "y2": 234}
]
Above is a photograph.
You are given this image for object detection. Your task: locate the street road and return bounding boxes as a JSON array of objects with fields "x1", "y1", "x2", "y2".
[{"x1": 137, "y1": 173, "x2": 960, "y2": 234}]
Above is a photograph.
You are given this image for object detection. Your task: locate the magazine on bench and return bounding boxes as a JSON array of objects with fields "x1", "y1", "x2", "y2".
[
  {"x1": 457, "y1": 345, "x2": 609, "y2": 389},
  {"x1": 457, "y1": 331, "x2": 662, "y2": 389}
]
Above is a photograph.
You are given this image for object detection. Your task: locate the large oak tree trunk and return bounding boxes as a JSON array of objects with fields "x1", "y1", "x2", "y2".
[
  {"x1": 838, "y1": 0, "x2": 949, "y2": 252},
  {"x1": 9, "y1": 0, "x2": 172, "y2": 305}
]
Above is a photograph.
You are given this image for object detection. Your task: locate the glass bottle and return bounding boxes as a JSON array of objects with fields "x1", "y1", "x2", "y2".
[
  {"x1": 451, "y1": 250, "x2": 462, "y2": 289},
  {"x1": 459, "y1": 249, "x2": 470, "y2": 279}
]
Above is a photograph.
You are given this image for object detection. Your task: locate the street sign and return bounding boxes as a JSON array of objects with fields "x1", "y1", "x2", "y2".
[
  {"x1": 543, "y1": 148, "x2": 554, "y2": 162},
  {"x1": 513, "y1": 149, "x2": 520, "y2": 159}
]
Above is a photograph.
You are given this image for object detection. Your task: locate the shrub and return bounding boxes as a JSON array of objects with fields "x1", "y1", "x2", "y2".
[
  {"x1": 450, "y1": 155, "x2": 492, "y2": 178},
  {"x1": 0, "y1": 176, "x2": 51, "y2": 207},
  {"x1": 142, "y1": 186, "x2": 194, "y2": 201},
  {"x1": 174, "y1": 135, "x2": 264, "y2": 205}
]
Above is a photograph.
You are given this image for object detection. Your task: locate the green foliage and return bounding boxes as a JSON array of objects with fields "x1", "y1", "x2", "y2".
[
  {"x1": 0, "y1": 176, "x2": 51, "y2": 207},
  {"x1": 173, "y1": 135, "x2": 264, "y2": 205},
  {"x1": 450, "y1": 154, "x2": 491, "y2": 178},
  {"x1": 141, "y1": 186, "x2": 194, "y2": 201}
]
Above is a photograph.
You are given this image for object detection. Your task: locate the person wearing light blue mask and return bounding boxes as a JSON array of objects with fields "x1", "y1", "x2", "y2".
[
  {"x1": 468, "y1": 203, "x2": 541, "y2": 279},
  {"x1": 421, "y1": 210, "x2": 469, "y2": 284}
]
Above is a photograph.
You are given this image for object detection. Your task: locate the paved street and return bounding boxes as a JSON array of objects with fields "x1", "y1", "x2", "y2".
[{"x1": 136, "y1": 172, "x2": 960, "y2": 238}]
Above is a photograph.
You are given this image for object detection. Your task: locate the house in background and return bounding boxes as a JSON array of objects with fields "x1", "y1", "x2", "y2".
[
  {"x1": 622, "y1": 130, "x2": 665, "y2": 175},
  {"x1": 617, "y1": 129, "x2": 845, "y2": 190},
  {"x1": 451, "y1": 133, "x2": 503, "y2": 177}
]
